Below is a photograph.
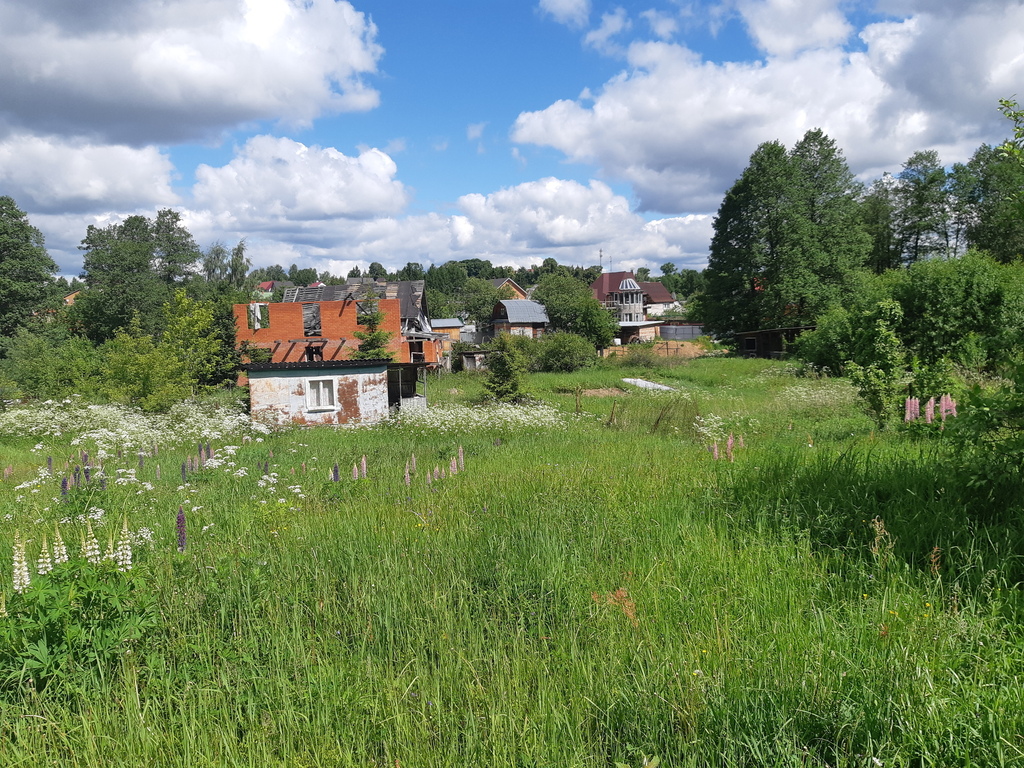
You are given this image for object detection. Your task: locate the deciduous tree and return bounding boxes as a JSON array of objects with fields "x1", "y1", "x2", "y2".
[{"x1": 0, "y1": 197, "x2": 57, "y2": 337}]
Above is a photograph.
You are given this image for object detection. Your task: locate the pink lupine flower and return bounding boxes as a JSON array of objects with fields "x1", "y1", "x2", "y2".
[
  {"x1": 458, "y1": 446, "x2": 464, "y2": 471},
  {"x1": 712, "y1": 443, "x2": 719, "y2": 460},
  {"x1": 450, "y1": 457, "x2": 458, "y2": 475},
  {"x1": 352, "y1": 464, "x2": 359, "y2": 480},
  {"x1": 904, "y1": 397, "x2": 914, "y2": 422},
  {"x1": 361, "y1": 455, "x2": 367, "y2": 479},
  {"x1": 738, "y1": 435, "x2": 745, "y2": 449},
  {"x1": 410, "y1": 454, "x2": 417, "y2": 473},
  {"x1": 925, "y1": 397, "x2": 935, "y2": 424},
  {"x1": 404, "y1": 463, "x2": 411, "y2": 486},
  {"x1": 726, "y1": 433, "x2": 735, "y2": 462}
]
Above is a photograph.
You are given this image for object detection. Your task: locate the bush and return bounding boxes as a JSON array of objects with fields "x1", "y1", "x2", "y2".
[
  {"x1": 535, "y1": 332, "x2": 596, "y2": 372},
  {"x1": 484, "y1": 333, "x2": 530, "y2": 402}
]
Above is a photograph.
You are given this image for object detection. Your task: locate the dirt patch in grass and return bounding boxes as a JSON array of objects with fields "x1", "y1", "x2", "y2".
[{"x1": 583, "y1": 388, "x2": 627, "y2": 397}]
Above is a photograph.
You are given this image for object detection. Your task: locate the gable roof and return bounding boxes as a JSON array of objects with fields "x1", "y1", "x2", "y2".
[
  {"x1": 495, "y1": 299, "x2": 549, "y2": 324},
  {"x1": 639, "y1": 281, "x2": 675, "y2": 303}
]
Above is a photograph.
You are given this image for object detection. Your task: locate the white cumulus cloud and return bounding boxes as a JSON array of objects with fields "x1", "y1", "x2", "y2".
[
  {"x1": 0, "y1": 134, "x2": 177, "y2": 213},
  {"x1": 512, "y1": 3, "x2": 1024, "y2": 213},
  {"x1": 0, "y1": 0, "x2": 383, "y2": 145},
  {"x1": 191, "y1": 136, "x2": 410, "y2": 227}
]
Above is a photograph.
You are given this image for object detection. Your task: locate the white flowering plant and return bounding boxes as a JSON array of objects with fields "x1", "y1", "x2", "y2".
[{"x1": 1, "y1": 522, "x2": 157, "y2": 692}]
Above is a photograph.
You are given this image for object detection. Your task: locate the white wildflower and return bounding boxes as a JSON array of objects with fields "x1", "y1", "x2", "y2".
[
  {"x1": 52, "y1": 526, "x2": 69, "y2": 564},
  {"x1": 36, "y1": 536, "x2": 53, "y2": 576},
  {"x1": 83, "y1": 522, "x2": 102, "y2": 564},
  {"x1": 114, "y1": 520, "x2": 133, "y2": 572},
  {"x1": 12, "y1": 531, "x2": 30, "y2": 594}
]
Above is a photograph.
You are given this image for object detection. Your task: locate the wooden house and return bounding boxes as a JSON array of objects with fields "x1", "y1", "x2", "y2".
[{"x1": 491, "y1": 300, "x2": 549, "y2": 338}]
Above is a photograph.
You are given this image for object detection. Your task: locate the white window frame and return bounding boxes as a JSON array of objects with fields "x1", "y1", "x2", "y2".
[{"x1": 306, "y1": 377, "x2": 336, "y2": 412}]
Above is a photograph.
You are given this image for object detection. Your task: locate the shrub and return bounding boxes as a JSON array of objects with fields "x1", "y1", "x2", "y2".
[
  {"x1": 484, "y1": 333, "x2": 530, "y2": 402},
  {"x1": 535, "y1": 332, "x2": 596, "y2": 372}
]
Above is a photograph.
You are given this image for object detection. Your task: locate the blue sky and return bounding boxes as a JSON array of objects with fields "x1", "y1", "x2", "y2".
[{"x1": 1, "y1": 0, "x2": 1022, "y2": 278}]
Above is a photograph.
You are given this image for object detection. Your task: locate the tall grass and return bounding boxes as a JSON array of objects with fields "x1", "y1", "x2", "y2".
[{"x1": 0, "y1": 359, "x2": 1021, "y2": 766}]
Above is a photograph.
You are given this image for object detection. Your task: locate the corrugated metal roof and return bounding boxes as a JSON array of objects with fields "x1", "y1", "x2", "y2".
[
  {"x1": 497, "y1": 300, "x2": 549, "y2": 324},
  {"x1": 431, "y1": 318, "x2": 464, "y2": 329}
]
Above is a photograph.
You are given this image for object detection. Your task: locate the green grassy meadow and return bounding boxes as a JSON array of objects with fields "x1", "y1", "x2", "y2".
[{"x1": 0, "y1": 359, "x2": 1022, "y2": 767}]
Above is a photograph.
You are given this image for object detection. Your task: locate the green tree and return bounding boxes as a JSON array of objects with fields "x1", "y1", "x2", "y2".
[
  {"x1": 896, "y1": 150, "x2": 950, "y2": 263},
  {"x1": 151, "y1": 209, "x2": 201, "y2": 284},
  {"x1": 367, "y1": 261, "x2": 387, "y2": 280},
  {"x1": 959, "y1": 143, "x2": 1024, "y2": 263},
  {"x1": 227, "y1": 240, "x2": 251, "y2": 289},
  {"x1": 703, "y1": 131, "x2": 868, "y2": 338},
  {"x1": 860, "y1": 174, "x2": 902, "y2": 274},
  {"x1": 532, "y1": 273, "x2": 617, "y2": 347},
  {"x1": 77, "y1": 215, "x2": 169, "y2": 341},
  {"x1": 702, "y1": 140, "x2": 794, "y2": 336},
  {"x1": 484, "y1": 333, "x2": 529, "y2": 402},
  {"x1": 99, "y1": 320, "x2": 190, "y2": 412},
  {"x1": 395, "y1": 262, "x2": 426, "y2": 281},
  {"x1": 202, "y1": 242, "x2": 230, "y2": 283},
  {"x1": 0, "y1": 197, "x2": 57, "y2": 337},
  {"x1": 159, "y1": 289, "x2": 230, "y2": 390},
  {"x1": 350, "y1": 295, "x2": 394, "y2": 360}
]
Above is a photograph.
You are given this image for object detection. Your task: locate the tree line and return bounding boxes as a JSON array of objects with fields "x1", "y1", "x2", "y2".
[{"x1": 698, "y1": 124, "x2": 1024, "y2": 339}]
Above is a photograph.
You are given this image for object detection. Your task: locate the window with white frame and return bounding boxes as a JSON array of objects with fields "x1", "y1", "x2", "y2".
[{"x1": 306, "y1": 378, "x2": 336, "y2": 410}]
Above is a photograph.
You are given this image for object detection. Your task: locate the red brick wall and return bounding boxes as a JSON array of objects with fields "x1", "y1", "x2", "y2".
[{"x1": 234, "y1": 300, "x2": 404, "y2": 363}]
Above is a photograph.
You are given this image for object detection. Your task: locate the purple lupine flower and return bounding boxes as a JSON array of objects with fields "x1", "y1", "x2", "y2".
[
  {"x1": 199, "y1": 451, "x2": 205, "y2": 469},
  {"x1": 332, "y1": 463, "x2": 340, "y2": 482},
  {"x1": 925, "y1": 397, "x2": 935, "y2": 424},
  {"x1": 181, "y1": 462, "x2": 188, "y2": 484},
  {"x1": 60, "y1": 476, "x2": 69, "y2": 496},
  {"x1": 73, "y1": 465, "x2": 81, "y2": 486},
  {"x1": 264, "y1": 461, "x2": 270, "y2": 475},
  {"x1": 84, "y1": 466, "x2": 91, "y2": 483},
  {"x1": 117, "y1": 448, "x2": 123, "y2": 459},
  {"x1": 99, "y1": 477, "x2": 106, "y2": 491},
  {"x1": 434, "y1": 466, "x2": 441, "y2": 481},
  {"x1": 176, "y1": 506, "x2": 187, "y2": 553},
  {"x1": 197, "y1": 442, "x2": 203, "y2": 459},
  {"x1": 82, "y1": 451, "x2": 89, "y2": 466},
  {"x1": 360, "y1": 455, "x2": 367, "y2": 479},
  {"x1": 458, "y1": 446, "x2": 464, "y2": 472},
  {"x1": 440, "y1": 469, "x2": 447, "y2": 480},
  {"x1": 47, "y1": 456, "x2": 53, "y2": 474},
  {"x1": 726, "y1": 433, "x2": 735, "y2": 463},
  {"x1": 450, "y1": 457, "x2": 458, "y2": 475},
  {"x1": 205, "y1": 443, "x2": 211, "y2": 460}
]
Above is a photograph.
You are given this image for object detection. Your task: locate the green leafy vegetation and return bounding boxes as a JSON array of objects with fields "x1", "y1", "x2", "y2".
[{"x1": 0, "y1": 359, "x2": 1021, "y2": 765}]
